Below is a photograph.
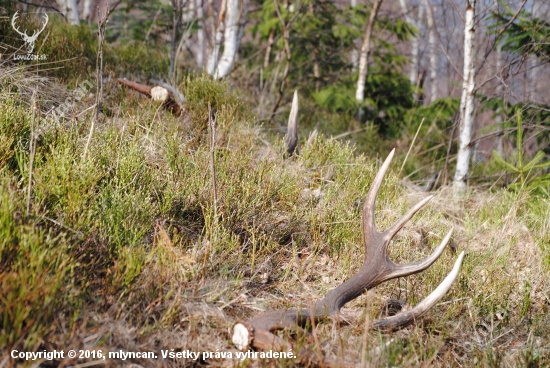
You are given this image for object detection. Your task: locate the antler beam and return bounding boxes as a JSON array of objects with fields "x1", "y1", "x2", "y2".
[
  {"x1": 232, "y1": 149, "x2": 465, "y2": 365},
  {"x1": 116, "y1": 78, "x2": 183, "y2": 116}
]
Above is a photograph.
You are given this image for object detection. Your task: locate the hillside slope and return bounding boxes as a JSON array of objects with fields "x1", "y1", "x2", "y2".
[{"x1": 1, "y1": 68, "x2": 549, "y2": 367}]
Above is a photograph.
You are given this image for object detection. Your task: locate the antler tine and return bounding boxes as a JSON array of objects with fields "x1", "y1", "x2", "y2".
[
  {"x1": 372, "y1": 251, "x2": 465, "y2": 331},
  {"x1": 384, "y1": 228, "x2": 453, "y2": 281},
  {"x1": 384, "y1": 195, "x2": 434, "y2": 241},
  {"x1": 363, "y1": 148, "x2": 395, "y2": 233},
  {"x1": 285, "y1": 90, "x2": 299, "y2": 155},
  {"x1": 232, "y1": 149, "x2": 465, "y2": 366}
]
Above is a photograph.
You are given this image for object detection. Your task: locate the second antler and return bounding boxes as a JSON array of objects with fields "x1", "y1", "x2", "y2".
[
  {"x1": 232, "y1": 149, "x2": 465, "y2": 364},
  {"x1": 116, "y1": 78, "x2": 184, "y2": 116}
]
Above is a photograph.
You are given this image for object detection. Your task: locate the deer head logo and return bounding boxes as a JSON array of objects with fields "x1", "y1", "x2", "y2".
[{"x1": 11, "y1": 11, "x2": 49, "y2": 54}]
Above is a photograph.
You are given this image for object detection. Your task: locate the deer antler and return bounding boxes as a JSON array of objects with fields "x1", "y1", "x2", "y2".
[
  {"x1": 117, "y1": 78, "x2": 184, "y2": 116},
  {"x1": 232, "y1": 149, "x2": 465, "y2": 364}
]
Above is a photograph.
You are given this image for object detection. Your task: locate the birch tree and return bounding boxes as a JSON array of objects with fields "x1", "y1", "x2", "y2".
[
  {"x1": 351, "y1": 0, "x2": 358, "y2": 71},
  {"x1": 399, "y1": 0, "x2": 423, "y2": 86},
  {"x1": 494, "y1": 0, "x2": 503, "y2": 156},
  {"x1": 207, "y1": 0, "x2": 246, "y2": 79},
  {"x1": 196, "y1": 0, "x2": 205, "y2": 67},
  {"x1": 206, "y1": 0, "x2": 227, "y2": 75},
  {"x1": 425, "y1": 0, "x2": 438, "y2": 102},
  {"x1": 212, "y1": 0, "x2": 239, "y2": 78},
  {"x1": 56, "y1": 0, "x2": 79, "y2": 25},
  {"x1": 355, "y1": 0, "x2": 383, "y2": 116},
  {"x1": 83, "y1": 0, "x2": 94, "y2": 21},
  {"x1": 453, "y1": 1, "x2": 476, "y2": 191}
]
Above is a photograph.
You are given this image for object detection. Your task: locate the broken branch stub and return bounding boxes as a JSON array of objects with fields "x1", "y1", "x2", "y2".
[{"x1": 232, "y1": 149, "x2": 465, "y2": 364}]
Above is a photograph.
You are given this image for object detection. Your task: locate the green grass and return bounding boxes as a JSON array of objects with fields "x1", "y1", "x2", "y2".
[{"x1": 1, "y1": 67, "x2": 550, "y2": 367}]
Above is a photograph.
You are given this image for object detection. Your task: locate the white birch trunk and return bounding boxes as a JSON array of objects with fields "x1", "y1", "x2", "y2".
[
  {"x1": 399, "y1": 0, "x2": 423, "y2": 86},
  {"x1": 206, "y1": 0, "x2": 227, "y2": 75},
  {"x1": 83, "y1": 0, "x2": 94, "y2": 21},
  {"x1": 212, "y1": 0, "x2": 239, "y2": 79},
  {"x1": 355, "y1": 0, "x2": 383, "y2": 103},
  {"x1": 453, "y1": 1, "x2": 476, "y2": 191},
  {"x1": 425, "y1": 0, "x2": 437, "y2": 102},
  {"x1": 56, "y1": 0, "x2": 80, "y2": 25},
  {"x1": 196, "y1": 0, "x2": 205, "y2": 67}
]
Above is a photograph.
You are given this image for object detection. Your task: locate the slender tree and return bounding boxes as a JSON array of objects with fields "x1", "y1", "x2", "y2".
[
  {"x1": 425, "y1": 0, "x2": 438, "y2": 102},
  {"x1": 236, "y1": 0, "x2": 251, "y2": 56},
  {"x1": 356, "y1": 0, "x2": 383, "y2": 118},
  {"x1": 56, "y1": 0, "x2": 79, "y2": 25},
  {"x1": 169, "y1": 0, "x2": 184, "y2": 82},
  {"x1": 207, "y1": 0, "x2": 227, "y2": 75},
  {"x1": 351, "y1": 0, "x2": 359, "y2": 72},
  {"x1": 196, "y1": 0, "x2": 205, "y2": 67},
  {"x1": 83, "y1": 0, "x2": 93, "y2": 21},
  {"x1": 399, "y1": 0, "x2": 423, "y2": 86},
  {"x1": 494, "y1": 0, "x2": 503, "y2": 156},
  {"x1": 453, "y1": 1, "x2": 476, "y2": 191},
  {"x1": 212, "y1": 0, "x2": 240, "y2": 79},
  {"x1": 206, "y1": 0, "x2": 246, "y2": 79}
]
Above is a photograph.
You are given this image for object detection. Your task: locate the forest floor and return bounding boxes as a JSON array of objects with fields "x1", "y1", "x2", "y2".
[{"x1": 1, "y1": 66, "x2": 550, "y2": 368}]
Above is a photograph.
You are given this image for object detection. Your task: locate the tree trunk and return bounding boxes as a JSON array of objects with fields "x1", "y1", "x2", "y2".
[
  {"x1": 453, "y1": 1, "x2": 476, "y2": 191},
  {"x1": 398, "y1": 0, "x2": 423, "y2": 86},
  {"x1": 264, "y1": 27, "x2": 275, "y2": 68},
  {"x1": 168, "y1": 0, "x2": 184, "y2": 83},
  {"x1": 206, "y1": 0, "x2": 227, "y2": 75},
  {"x1": 355, "y1": 0, "x2": 383, "y2": 114},
  {"x1": 212, "y1": 0, "x2": 240, "y2": 79},
  {"x1": 309, "y1": 2, "x2": 320, "y2": 90},
  {"x1": 351, "y1": 0, "x2": 358, "y2": 72},
  {"x1": 196, "y1": 0, "x2": 205, "y2": 68},
  {"x1": 83, "y1": 0, "x2": 94, "y2": 21},
  {"x1": 425, "y1": 0, "x2": 437, "y2": 103},
  {"x1": 494, "y1": 0, "x2": 503, "y2": 156},
  {"x1": 56, "y1": 0, "x2": 80, "y2": 25},
  {"x1": 236, "y1": 0, "x2": 251, "y2": 56}
]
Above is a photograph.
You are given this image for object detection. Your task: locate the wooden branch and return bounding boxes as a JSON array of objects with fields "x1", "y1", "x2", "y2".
[{"x1": 476, "y1": 0, "x2": 528, "y2": 75}]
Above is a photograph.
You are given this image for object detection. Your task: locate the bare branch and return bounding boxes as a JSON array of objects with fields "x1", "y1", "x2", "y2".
[
  {"x1": 16, "y1": 0, "x2": 62, "y2": 15},
  {"x1": 476, "y1": 0, "x2": 528, "y2": 74}
]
